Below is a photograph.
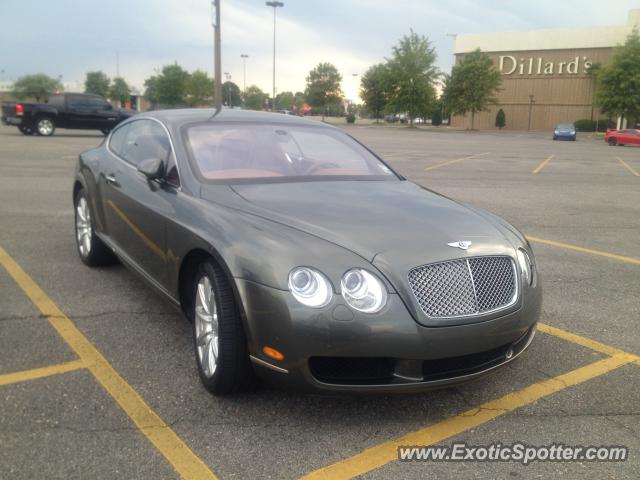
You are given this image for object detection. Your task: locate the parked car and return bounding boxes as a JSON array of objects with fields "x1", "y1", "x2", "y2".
[
  {"x1": 552, "y1": 123, "x2": 576, "y2": 141},
  {"x1": 1, "y1": 92, "x2": 134, "y2": 136},
  {"x1": 73, "y1": 109, "x2": 541, "y2": 395},
  {"x1": 604, "y1": 128, "x2": 640, "y2": 146}
]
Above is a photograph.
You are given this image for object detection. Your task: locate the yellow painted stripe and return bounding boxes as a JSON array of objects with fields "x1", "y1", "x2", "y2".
[
  {"x1": 0, "y1": 245, "x2": 217, "y2": 480},
  {"x1": 526, "y1": 235, "x2": 640, "y2": 266},
  {"x1": 424, "y1": 152, "x2": 491, "y2": 171},
  {"x1": 532, "y1": 154, "x2": 555, "y2": 174},
  {"x1": 538, "y1": 323, "x2": 640, "y2": 361},
  {"x1": 617, "y1": 156, "x2": 640, "y2": 177},
  {"x1": 300, "y1": 355, "x2": 632, "y2": 480},
  {"x1": 0, "y1": 359, "x2": 86, "y2": 386}
]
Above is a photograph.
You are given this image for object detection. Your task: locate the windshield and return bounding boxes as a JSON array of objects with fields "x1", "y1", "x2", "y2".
[
  {"x1": 557, "y1": 123, "x2": 574, "y2": 129},
  {"x1": 184, "y1": 123, "x2": 397, "y2": 183}
]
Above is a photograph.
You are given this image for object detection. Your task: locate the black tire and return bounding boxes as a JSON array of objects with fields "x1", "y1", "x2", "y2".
[
  {"x1": 191, "y1": 260, "x2": 255, "y2": 395},
  {"x1": 18, "y1": 125, "x2": 34, "y2": 135},
  {"x1": 608, "y1": 137, "x2": 617, "y2": 146},
  {"x1": 35, "y1": 116, "x2": 55, "y2": 136},
  {"x1": 74, "y1": 189, "x2": 117, "y2": 267}
]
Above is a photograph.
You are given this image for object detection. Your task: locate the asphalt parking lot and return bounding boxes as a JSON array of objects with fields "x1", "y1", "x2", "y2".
[{"x1": 0, "y1": 121, "x2": 638, "y2": 479}]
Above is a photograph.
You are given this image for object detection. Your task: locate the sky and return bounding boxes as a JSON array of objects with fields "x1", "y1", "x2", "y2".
[{"x1": 1, "y1": 0, "x2": 639, "y2": 101}]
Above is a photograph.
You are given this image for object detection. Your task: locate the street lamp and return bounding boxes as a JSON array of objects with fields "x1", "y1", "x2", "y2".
[
  {"x1": 224, "y1": 72, "x2": 232, "y2": 106},
  {"x1": 266, "y1": 1, "x2": 284, "y2": 112},
  {"x1": 528, "y1": 94, "x2": 536, "y2": 131},
  {"x1": 240, "y1": 54, "x2": 248, "y2": 95},
  {"x1": 211, "y1": 0, "x2": 222, "y2": 111}
]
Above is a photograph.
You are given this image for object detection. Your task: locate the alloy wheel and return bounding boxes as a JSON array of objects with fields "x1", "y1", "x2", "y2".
[
  {"x1": 75, "y1": 197, "x2": 92, "y2": 257},
  {"x1": 194, "y1": 275, "x2": 220, "y2": 378},
  {"x1": 37, "y1": 118, "x2": 54, "y2": 135}
]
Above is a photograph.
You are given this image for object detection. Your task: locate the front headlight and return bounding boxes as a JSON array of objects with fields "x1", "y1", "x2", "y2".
[
  {"x1": 341, "y1": 269, "x2": 388, "y2": 313},
  {"x1": 516, "y1": 249, "x2": 535, "y2": 286},
  {"x1": 288, "y1": 267, "x2": 333, "y2": 308}
]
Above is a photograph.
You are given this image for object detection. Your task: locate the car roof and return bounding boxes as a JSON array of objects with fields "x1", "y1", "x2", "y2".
[{"x1": 139, "y1": 108, "x2": 333, "y2": 129}]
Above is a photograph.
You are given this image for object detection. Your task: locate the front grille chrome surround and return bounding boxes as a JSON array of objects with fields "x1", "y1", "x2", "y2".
[{"x1": 408, "y1": 256, "x2": 518, "y2": 319}]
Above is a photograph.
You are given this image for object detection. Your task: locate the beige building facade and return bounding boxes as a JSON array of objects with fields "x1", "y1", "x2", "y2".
[{"x1": 451, "y1": 10, "x2": 640, "y2": 130}]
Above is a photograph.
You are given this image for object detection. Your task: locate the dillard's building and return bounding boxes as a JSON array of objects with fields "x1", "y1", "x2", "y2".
[{"x1": 451, "y1": 10, "x2": 640, "y2": 130}]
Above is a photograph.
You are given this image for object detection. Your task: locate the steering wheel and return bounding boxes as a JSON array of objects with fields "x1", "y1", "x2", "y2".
[{"x1": 303, "y1": 161, "x2": 341, "y2": 175}]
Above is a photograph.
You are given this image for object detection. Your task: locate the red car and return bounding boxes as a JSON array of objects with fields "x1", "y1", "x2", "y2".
[{"x1": 604, "y1": 128, "x2": 640, "y2": 146}]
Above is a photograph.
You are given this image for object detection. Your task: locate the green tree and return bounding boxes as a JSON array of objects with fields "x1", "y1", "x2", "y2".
[
  {"x1": 595, "y1": 31, "x2": 640, "y2": 124},
  {"x1": 386, "y1": 30, "x2": 439, "y2": 126},
  {"x1": 360, "y1": 63, "x2": 389, "y2": 122},
  {"x1": 445, "y1": 48, "x2": 501, "y2": 130},
  {"x1": 109, "y1": 77, "x2": 130, "y2": 106},
  {"x1": 293, "y1": 91, "x2": 306, "y2": 111},
  {"x1": 276, "y1": 91, "x2": 295, "y2": 110},
  {"x1": 155, "y1": 64, "x2": 190, "y2": 107},
  {"x1": 12, "y1": 73, "x2": 61, "y2": 102},
  {"x1": 84, "y1": 71, "x2": 110, "y2": 97},
  {"x1": 244, "y1": 85, "x2": 267, "y2": 110},
  {"x1": 495, "y1": 108, "x2": 506, "y2": 129},
  {"x1": 222, "y1": 81, "x2": 242, "y2": 107},
  {"x1": 186, "y1": 70, "x2": 213, "y2": 107},
  {"x1": 143, "y1": 76, "x2": 160, "y2": 107},
  {"x1": 305, "y1": 62, "x2": 343, "y2": 121},
  {"x1": 431, "y1": 107, "x2": 443, "y2": 126}
]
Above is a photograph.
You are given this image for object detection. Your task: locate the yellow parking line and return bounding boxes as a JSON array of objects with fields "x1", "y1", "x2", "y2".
[
  {"x1": 532, "y1": 154, "x2": 555, "y2": 174},
  {"x1": 424, "y1": 152, "x2": 491, "y2": 171},
  {"x1": 617, "y1": 157, "x2": 640, "y2": 176},
  {"x1": 526, "y1": 235, "x2": 640, "y2": 266},
  {"x1": 0, "y1": 245, "x2": 217, "y2": 480},
  {"x1": 299, "y1": 355, "x2": 632, "y2": 480},
  {"x1": 0, "y1": 359, "x2": 86, "y2": 386},
  {"x1": 538, "y1": 323, "x2": 639, "y2": 361}
]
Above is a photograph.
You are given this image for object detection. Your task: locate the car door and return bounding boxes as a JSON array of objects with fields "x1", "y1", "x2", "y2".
[
  {"x1": 65, "y1": 94, "x2": 93, "y2": 128},
  {"x1": 87, "y1": 97, "x2": 120, "y2": 130},
  {"x1": 102, "y1": 118, "x2": 175, "y2": 289}
]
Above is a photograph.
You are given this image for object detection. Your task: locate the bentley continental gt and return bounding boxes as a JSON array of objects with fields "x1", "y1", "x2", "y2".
[{"x1": 73, "y1": 109, "x2": 541, "y2": 395}]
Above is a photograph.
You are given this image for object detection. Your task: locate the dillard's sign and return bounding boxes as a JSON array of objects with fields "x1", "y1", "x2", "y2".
[{"x1": 499, "y1": 55, "x2": 593, "y2": 76}]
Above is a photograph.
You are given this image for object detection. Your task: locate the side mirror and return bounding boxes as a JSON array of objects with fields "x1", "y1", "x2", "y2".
[{"x1": 137, "y1": 157, "x2": 164, "y2": 181}]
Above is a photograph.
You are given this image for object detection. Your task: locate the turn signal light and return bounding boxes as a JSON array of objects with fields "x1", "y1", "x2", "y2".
[{"x1": 262, "y1": 346, "x2": 284, "y2": 361}]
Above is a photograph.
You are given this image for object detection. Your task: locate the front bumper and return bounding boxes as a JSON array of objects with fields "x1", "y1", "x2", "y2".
[{"x1": 235, "y1": 276, "x2": 541, "y2": 393}]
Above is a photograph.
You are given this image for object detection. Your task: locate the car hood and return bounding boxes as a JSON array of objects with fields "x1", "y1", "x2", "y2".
[{"x1": 203, "y1": 180, "x2": 515, "y2": 264}]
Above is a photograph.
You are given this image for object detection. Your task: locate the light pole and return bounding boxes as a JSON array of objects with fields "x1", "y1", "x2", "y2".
[
  {"x1": 211, "y1": 0, "x2": 222, "y2": 112},
  {"x1": 224, "y1": 72, "x2": 232, "y2": 106},
  {"x1": 528, "y1": 94, "x2": 535, "y2": 131},
  {"x1": 266, "y1": 1, "x2": 284, "y2": 112},
  {"x1": 240, "y1": 54, "x2": 248, "y2": 96}
]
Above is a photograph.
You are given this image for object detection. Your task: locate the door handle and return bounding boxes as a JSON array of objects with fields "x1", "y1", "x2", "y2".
[{"x1": 105, "y1": 174, "x2": 119, "y2": 187}]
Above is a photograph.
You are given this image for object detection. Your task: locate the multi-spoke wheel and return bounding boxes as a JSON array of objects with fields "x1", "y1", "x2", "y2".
[
  {"x1": 36, "y1": 117, "x2": 55, "y2": 136},
  {"x1": 74, "y1": 189, "x2": 117, "y2": 266},
  {"x1": 194, "y1": 275, "x2": 220, "y2": 378},
  {"x1": 191, "y1": 261, "x2": 255, "y2": 395}
]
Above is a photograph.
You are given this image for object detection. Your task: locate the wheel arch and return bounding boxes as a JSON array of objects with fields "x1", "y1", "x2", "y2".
[{"x1": 177, "y1": 247, "x2": 248, "y2": 330}]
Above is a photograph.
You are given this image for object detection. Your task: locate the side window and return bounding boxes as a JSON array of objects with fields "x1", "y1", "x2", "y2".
[
  {"x1": 109, "y1": 124, "x2": 130, "y2": 156},
  {"x1": 120, "y1": 120, "x2": 172, "y2": 167},
  {"x1": 88, "y1": 97, "x2": 110, "y2": 110},
  {"x1": 48, "y1": 95, "x2": 64, "y2": 107},
  {"x1": 68, "y1": 95, "x2": 87, "y2": 110}
]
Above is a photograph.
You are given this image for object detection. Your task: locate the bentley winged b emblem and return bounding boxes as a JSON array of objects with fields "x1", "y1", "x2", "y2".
[{"x1": 447, "y1": 241, "x2": 472, "y2": 250}]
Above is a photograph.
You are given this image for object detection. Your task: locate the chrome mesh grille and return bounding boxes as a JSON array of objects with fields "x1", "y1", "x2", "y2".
[{"x1": 408, "y1": 256, "x2": 516, "y2": 318}]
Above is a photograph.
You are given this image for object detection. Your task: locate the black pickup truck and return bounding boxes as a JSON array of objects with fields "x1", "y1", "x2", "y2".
[{"x1": 1, "y1": 92, "x2": 134, "y2": 136}]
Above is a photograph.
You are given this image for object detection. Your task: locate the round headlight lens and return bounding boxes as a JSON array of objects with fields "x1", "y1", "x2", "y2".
[
  {"x1": 516, "y1": 249, "x2": 534, "y2": 286},
  {"x1": 288, "y1": 267, "x2": 333, "y2": 308},
  {"x1": 341, "y1": 269, "x2": 388, "y2": 313}
]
